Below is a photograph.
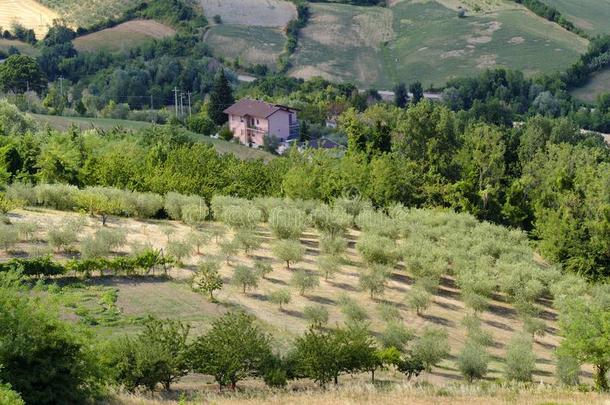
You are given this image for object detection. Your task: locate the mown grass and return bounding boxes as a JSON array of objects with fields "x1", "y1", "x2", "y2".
[
  {"x1": 287, "y1": 1, "x2": 587, "y2": 88},
  {"x1": 38, "y1": 0, "x2": 140, "y2": 28},
  {"x1": 206, "y1": 25, "x2": 286, "y2": 68},
  {"x1": 545, "y1": 0, "x2": 610, "y2": 36}
]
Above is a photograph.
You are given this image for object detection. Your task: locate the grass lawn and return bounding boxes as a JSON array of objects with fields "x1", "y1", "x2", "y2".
[
  {"x1": 545, "y1": 0, "x2": 610, "y2": 36},
  {"x1": 571, "y1": 67, "x2": 610, "y2": 103},
  {"x1": 29, "y1": 113, "x2": 274, "y2": 161},
  {"x1": 288, "y1": 1, "x2": 587, "y2": 88},
  {"x1": 205, "y1": 25, "x2": 286, "y2": 68}
]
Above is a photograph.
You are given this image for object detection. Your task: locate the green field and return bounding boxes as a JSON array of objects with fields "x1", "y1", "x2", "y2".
[
  {"x1": 288, "y1": 1, "x2": 588, "y2": 88},
  {"x1": 205, "y1": 25, "x2": 286, "y2": 68},
  {"x1": 571, "y1": 67, "x2": 610, "y2": 103},
  {"x1": 545, "y1": 0, "x2": 610, "y2": 35},
  {"x1": 30, "y1": 114, "x2": 274, "y2": 160}
]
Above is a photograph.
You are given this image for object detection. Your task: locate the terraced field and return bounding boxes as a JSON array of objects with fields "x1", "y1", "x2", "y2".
[
  {"x1": 73, "y1": 20, "x2": 176, "y2": 53},
  {"x1": 545, "y1": 0, "x2": 610, "y2": 35},
  {"x1": 289, "y1": 1, "x2": 588, "y2": 88},
  {"x1": 205, "y1": 25, "x2": 286, "y2": 67},
  {"x1": 0, "y1": 0, "x2": 59, "y2": 39},
  {"x1": 38, "y1": 0, "x2": 140, "y2": 29}
]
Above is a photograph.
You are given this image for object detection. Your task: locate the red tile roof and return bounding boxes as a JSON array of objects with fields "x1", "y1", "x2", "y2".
[{"x1": 224, "y1": 99, "x2": 294, "y2": 118}]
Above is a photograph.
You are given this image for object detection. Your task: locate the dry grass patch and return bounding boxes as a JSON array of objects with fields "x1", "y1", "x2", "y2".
[
  {"x1": 0, "y1": 0, "x2": 59, "y2": 39},
  {"x1": 199, "y1": 0, "x2": 296, "y2": 27},
  {"x1": 74, "y1": 20, "x2": 176, "y2": 52}
]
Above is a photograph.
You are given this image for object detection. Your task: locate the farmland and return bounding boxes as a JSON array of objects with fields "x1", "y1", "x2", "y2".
[
  {"x1": 198, "y1": 0, "x2": 296, "y2": 27},
  {"x1": 288, "y1": 1, "x2": 588, "y2": 88},
  {"x1": 38, "y1": 0, "x2": 141, "y2": 28},
  {"x1": 0, "y1": 38, "x2": 38, "y2": 56},
  {"x1": 73, "y1": 20, "x2": 176, "y2": 53},
  {"x1": 0, "y1": 0, "x2": 59, "y2": 39},
  {"x1": 545, "y1": 0, "x2": 610, "y2": 36},
  {"x1": 205, "y1": 25, "x2": 286, "y2": 68}
]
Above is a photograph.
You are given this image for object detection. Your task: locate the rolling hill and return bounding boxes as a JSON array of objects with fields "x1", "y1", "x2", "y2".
[
  {"x1": 0, "y1": 0, "x2": 59, "y2": 39},
  {"x1": 73, "y1": 19, "x2": 176, "y2": 52},
  {"x1": 202, "y1": 0, "x2": 589, "y2": 88},
  {"x1": 545, "y1": 0, "x2": 610, "y2": 36}
]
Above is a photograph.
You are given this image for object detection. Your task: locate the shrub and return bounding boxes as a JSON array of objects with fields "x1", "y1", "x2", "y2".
[
  {"x1": 181, "y1": 203, "x2": 209, "y2": 227},
  {"x1": 356, "y1": 234, "x2": 401, "y2": 266},
  {"x1": 125, "y1": 191, "x2": 164, "y2": 219},
  {"x1": 339, "y1": 296, "x2": 368, "y2": 323},
  {"x1": 190, "y1": 312, "x2": 272, "y2": 389},
  {"x1": 164, "y1": 192, "x2": 205, "y2": 221},
  {"x1": 0, "y1": 286, "x2": 104, "y2": 404},
  {"x1": 355, "y1": 209, "x2": 399, "y2": 239},
  {"x1": 556, "y1": 354, "x2": 580, "y2": 386},
  {"x1": 310, "y1": 205, "x2": 351, "y2": 237},
  {"x1": 504, "y1": 334, "x2": 536, "y2": 382},
  {"x1": 186, "y1": 230, "x2": 210, "y2": 255},
  {"x1": 412, "y1": 326, "x2": 450, "y2": 372},
  {"x1": 219, "y1": 205, "x2": 261, "y2": 230},
  {"x1": 4, "y1": 182, "x2": 36, "y2": 205},
  {"x1": 359, "y1": 265, "x2": 391, "y2": 299},
  {"x1": 34, "y1": 183, "x2": 78, "y2": 210},
  {"x1": 457, "y1": 340, "x2": 489, "y2": 382},
  {"x1": 166, "y1": 239, "x2": 193, "y2": 264},
  {"x1": 269, "y1": 288, "x2": 291, "y2": 309},
  {"x1": 74, "y1": 187, "x2": 126, "y2": 225},
  {"x1": 377, "y1": 302, "x2": 402, "y2": 323},
  {"x1": 254, "y1": 260, "x2": 273, "y2": 279},
  {"x1": 0, "y1": 224, "x2": 19, "y2": 252},
  {"x1": 407, "y1": 285, "x2": 432, "y2": 315},
  {"x1": 191, "y1": 260, "x2": 223, "y2": 300},
  {"x1": 269, "y1": 207, "x2": 307, "y2": 240},
  {"x1": 14, "y1": 221, "x2": 37, "y2": 241},
  {"x1": 47, "y1": 226, "x2": 78, "y2": 253},
  {"x1": 317, "y1": 255, "x2": 340, "y2": 280},
  {"x1": 232, "y1": 265, "x2": 259, "y2": 294},
  {"x1": 291, "y1": 270, "x2": 319, "y2": 296},
  {"x1": 319, "y1": 233, "x2": 348, "y2": 257},
  {"x1": 271, "y1": 239, "x2": 304, "y2": 269},
  {"x1": 303, "y1": 305, "x2": 329, "y2": 328},
  {"x1": 104, "y1": 318, "x2": 190, "y2": 392},
  {"x1": 234, "y1": 229, "x2": 262, "y2": 254},
  {"x1": 379, "y1": 322, "x2": 414, "y2": 351}
]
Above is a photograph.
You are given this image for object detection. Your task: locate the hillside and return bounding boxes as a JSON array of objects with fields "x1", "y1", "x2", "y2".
[
  {"x1": 38, "y1": 0, "x2": 141, "y2": 28},
  {"x1": 0, "y1": 0, "x2": 59, "y2": 38},
  {"x1": 1, "y1": 201, "x2": 593, "y2": 387},
  {"x1": 199, "y1": 0, "x2": 588, "y2": 88},
  {"x1": 73, "y1": 19, "x2": 176, "y2": 52}
]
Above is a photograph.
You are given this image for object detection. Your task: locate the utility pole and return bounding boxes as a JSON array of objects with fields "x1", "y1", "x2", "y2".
[
  {"x1": 187, "y1": 92, "x2": 192, "y2": 117},
  {"x1": 173, "y1": 87, "x2": 179, "y2": 117},
  {"x1": 180, "y1": 92, "x2": 184, "y2": 117}
]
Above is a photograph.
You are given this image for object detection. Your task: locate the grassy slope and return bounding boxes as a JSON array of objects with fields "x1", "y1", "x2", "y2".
[
  {"x1": 571, "y1": 67, "x2": 610, "y2": 103},
  {"x1": 289, "y1": 1, "x2": 587, "y2": 88},
  {"x1": 4, "y1": 208, "x2": 591, "y2": 386},
  {"x1": 0, "y1": 39, "x2": 38, "y2": 56},
  {"x1": 73, "y1": 20, "x2": 176, "y2": 53},
  {"x1": 29, "y1": 114, "x2": 274, "y2": 161},
  {"x1": 205, "y1": 25, "x2": 286, "y2": 68},
  {"x1": 545, "y1": 0, "x2": 610, "y2": 36}
]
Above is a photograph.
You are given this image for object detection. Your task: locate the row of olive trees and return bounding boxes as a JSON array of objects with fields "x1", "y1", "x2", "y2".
[{"x1": 5, "y1": 183, "x2": 206, "y2": 226}]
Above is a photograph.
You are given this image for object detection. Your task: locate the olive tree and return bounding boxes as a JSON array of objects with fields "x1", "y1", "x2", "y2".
[
  {"x1": 317, "y1": 255, "x2": 340, "y2": 281},
  {"x1": 232, "y1": 265, "x2": 260, "y2": 294},
  {"x1": 359, "y1": 265, "x2": 391, "y2": 299},
  {"x1": 291, "y1": 270, "x2": 319, "y2": 296},
  {"x1": 271, "y1": 239, "x2": 304, "y2": 269},
  {"x1": 356, "y1": 234, "x2": 401, "y2": 266},
  {"x1": 74, "y1": 187, "x2": 125, "y2": 226},
  {"x1": 164, "y1": 192, "x2": 206, "y2": 222},
  {"x1": 219, "y1": 239, "x2": 239, "y2": 265},
  {"x1": 457, "y1": 339, "x2": 489, "y2": 382},
  {"x1": 166, "y1": 239, "x2": 194, "y2": 265},
  {"x1": 254, "y1": 260, "x2": 273, "y2": 279},
  {"x1": 186, "y1": 230, "x2": 210, "y2": 255},
  {"x1": 412, "y1": 326, "x2": 450, "y2": 372},
  {"x1": 269, "y1": 289, "x2": 291, "y2": 309},
  {"x1": 319, "y1": 233, "x2": 348, "y2": 257},
  {"x1": 303, "y1": 305, "x2": 329, "y2": 328},
  {"x1": 0, "y1": 224, "x2": 19, "y2": 252},
  {"x1": 504, "y1": 334, "x2": 536, "y2": 382},
  {"x1": 234, "y1": 229, "x2": 262, "y2": 255},
  {"x1": 269, "y1": 207, "x2": 307, "y2": 240},
  {"x1": 181, "y1": 203, "x2": 209, "y2": 227},
  {"x1": 407, "y1": 285, "x2": 432, "y2": 315},
  {"x1": 379, "y1": 322, "x2": 414, "y2": 351}
]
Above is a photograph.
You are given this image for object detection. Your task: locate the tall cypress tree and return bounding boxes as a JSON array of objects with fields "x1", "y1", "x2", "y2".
[
  {"x1": 394, "y1": 83, "x2": 408, "y2": 108},
  {"x1": 208, "y1": 69, "x2": 234, "y2": 125}
]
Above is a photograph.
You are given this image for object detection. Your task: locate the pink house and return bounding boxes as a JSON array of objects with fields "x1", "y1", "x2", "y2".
[{"x1": 224, "y1": 99, "x2": 299, "y2": 147}]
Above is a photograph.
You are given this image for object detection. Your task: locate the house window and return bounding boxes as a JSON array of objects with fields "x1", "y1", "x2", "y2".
[
  {"x1": 240, "y1": 116, "x2": 244, "y2": 123},
  {"x1": 256, "y1": 119, "x2": 259, "y2": 125}
]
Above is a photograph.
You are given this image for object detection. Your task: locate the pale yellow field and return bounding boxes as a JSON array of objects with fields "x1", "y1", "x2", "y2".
[
  {"x1": 73, "y1": 20, "x2": 176, "y2": 52},
  {"x1": 0, "y1": 0, "x2": 59, "y2": 39}
]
